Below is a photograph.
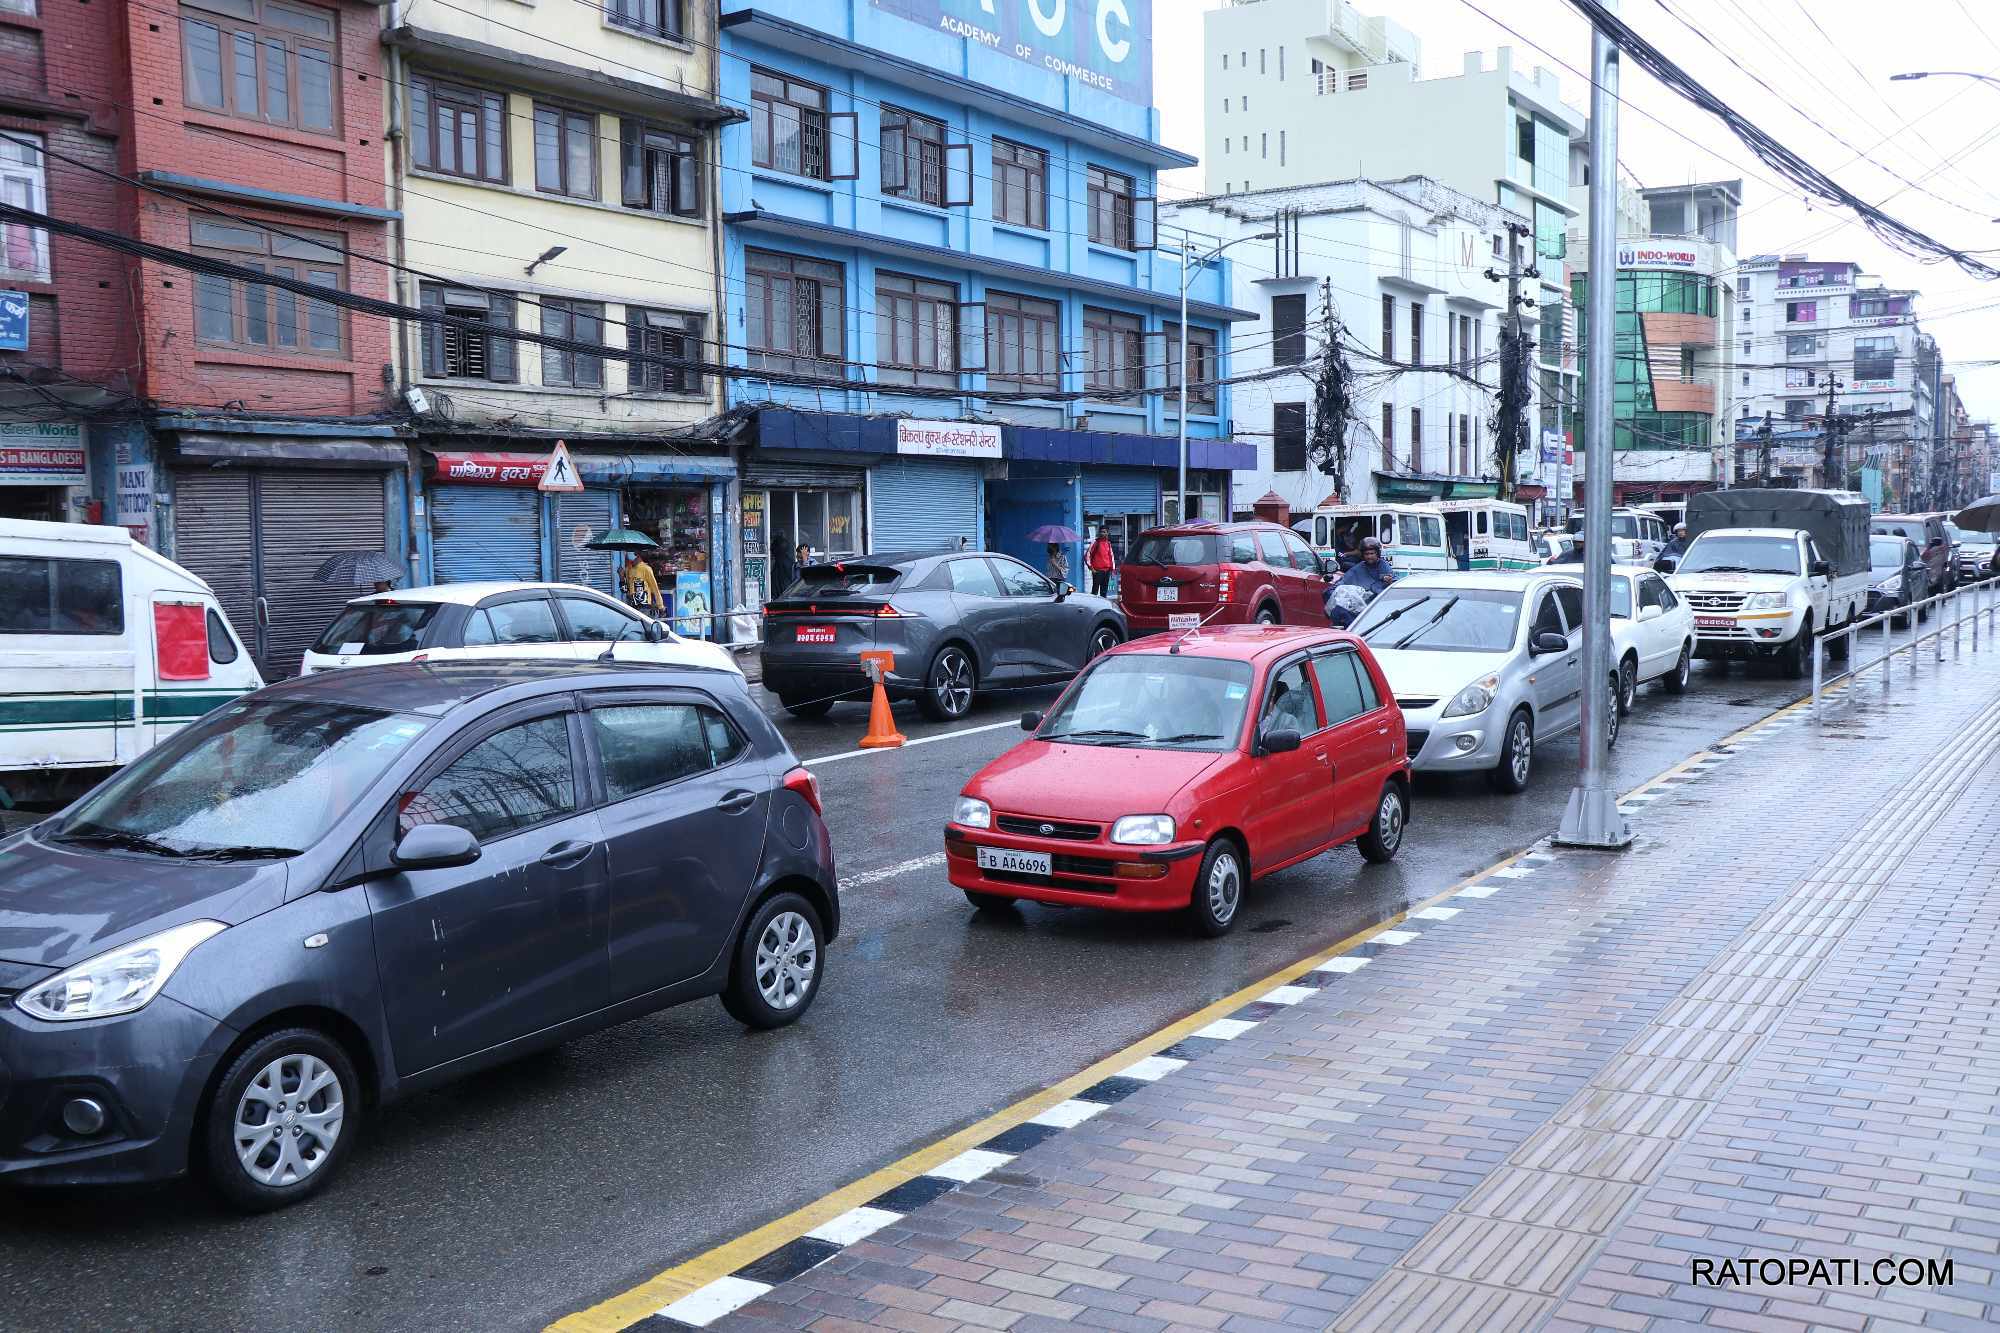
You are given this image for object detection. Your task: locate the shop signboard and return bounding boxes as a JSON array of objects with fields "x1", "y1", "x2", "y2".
[
  {"x1": 1777, "y1": 260, "x2": 1852, "y2": 289},
  {"x1": 0, "y1": 290, "x2": 27, "y2": 351},
  {"x1": 0, "y1": 422, "x2": 85, "y2": 485},
  {"x1": 896, "y1": 418, "x2": 1003, "y2": 460},
  {"x1": 430, "y1": 452, "x2": 547, "y2": 486},
  {"x1": 872, "y1": 0, "x2": 1152, "y2": 103},
  {"x1": 1616, "y1": 244, "x2": 1699, "y2": 270},
  {"x1": 674, "y1": 570, "x2": 713, "y2": 639}
]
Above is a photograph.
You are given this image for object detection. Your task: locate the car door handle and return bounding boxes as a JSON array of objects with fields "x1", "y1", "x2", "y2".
[
  {"x1": 716, "y1": 789, "x2": 757, "y2": 815},
  {"x1": 1313, "y1": 749, "x2": 1330, "y2": 765},
  {"x1": 538, "y1": 840, "x2": 595, "y2": 869}
]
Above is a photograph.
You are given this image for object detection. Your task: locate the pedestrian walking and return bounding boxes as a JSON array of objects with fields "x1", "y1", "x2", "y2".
[
  {"x1": 620, "y1": 554, "x2": 662, "y2": 614},
  {"x1": 1046, "y1": 542, "x2": 1068, "y2": 585},
  {"x1": 1087, "y1": 530, "x2": 1116, "y2": 597}
]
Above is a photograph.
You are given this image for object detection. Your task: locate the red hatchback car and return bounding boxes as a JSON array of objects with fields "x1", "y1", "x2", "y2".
[
  {"x1": 1119, "y1": 521, "x2": 1332, "y2": 635},
  {"x1": 945, "y1": 625, "x2": 1411, "y2": 936}
]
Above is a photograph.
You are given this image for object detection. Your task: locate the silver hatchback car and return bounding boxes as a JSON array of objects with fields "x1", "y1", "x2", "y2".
[{"x1": 1347, "y1": 570, "x2": 1620, "y2": 793}]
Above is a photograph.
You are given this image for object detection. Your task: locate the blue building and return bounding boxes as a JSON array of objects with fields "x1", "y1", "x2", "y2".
[{"x1": 717, "y1": 0, "x2": 1253, "y2": 602}]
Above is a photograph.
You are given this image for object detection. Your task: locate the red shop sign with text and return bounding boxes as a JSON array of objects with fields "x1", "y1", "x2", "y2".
[{"x1": 429, "y1": 452, "x2": 552, "y2": 487}]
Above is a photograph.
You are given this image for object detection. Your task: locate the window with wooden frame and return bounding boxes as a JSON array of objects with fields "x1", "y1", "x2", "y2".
[
  {"x1": 1272, "y1": 293, "x2": 1307, "y2": 366},
  {"x1": 1088, "y1": 165, "x2": 1134, "y2": 250},
  {"x1": 984, "y1": 290, "x2": 1060, "y2": 395},
  {"x1": 1380, "y1": 401, "x2": 1394, "y2": 470},
  {"x1": 880, "y1": 107, "x2": 969, "y2": 208},
  {"x1": 992, "y1": 138, "x2": 1048, "y2": 229},
  {"x1": 607, "y1": 0, "x2": 683, "y2": 42},
  {"x1": 409, "y1": 75, "x2": 507, "y2": 183},
  {"x1": 1163, "y1": 320, "x2": 1217, "y2": 411},
  {"x1": 1380, "y1": 293, "x2": 1394, "y2": 359},
  {"x1": 1410, "y1": 406, "x2": 1423, "y2": 472},
  {"x1": 751, "y1": 68, "x2": 854, "y2": 181},
  {"x1": 1458, "y1": 413, "x2": 1471, "y2": 474},
  {"x1": 745, "y1": 249, "x2": 844, "y2": 377},
  {"x1": 1084, "y1": 307, "x2": 1145, "y2": 398},
  {"x1": 190, "y1": 215, "x2": 344, "y2": 356},
  {"x1": 1409, "y1": 301, "x2": 1423, "y2": 364},
  {"x1": 533, "y1": 104, "x2": 599, "y2": 200},
  {"x1": 418, "y1": 283, "x2": 516, "y2": 382},
  {"x1": 1273, "y1": 401, "x2": 1307, "y2": 473},
  {"x1": 619, "y1": 120, "x2": 700, "y2": 218},
  {"x1": 0, "y1": 135, "x2": 49, "y2": 283},
  {"x1": 539, "y1": 298, "x2": 602, "y2": 388},
  {"x1": 181, "y1": 0, "x2": 337, "y2": 135},
  {"x1": 627, "y1": 307, "x2": 703, "y2": 394},
  {"x1": 875, "y1": 271, "x2": 961, "y2": 388}
]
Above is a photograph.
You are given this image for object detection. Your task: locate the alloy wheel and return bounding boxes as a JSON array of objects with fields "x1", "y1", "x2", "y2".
[
  {"x1": 234, "y1": 1054, "x2": 344, "y2": 1188},
  {"x1": 1207, "y1": 850, "x2": 1242, "y2": 925},
  {"x1": 933, "y1": 650, "x2": 973, "y2": 717},
  {"x1": 1510, "y1": 717, "x2": 1533, "y2": 786},
  {"x1": 1090, "y1": 627, "x2": 1120, "y2": 658},
  {"x1": 753, "y1": 910, "x2": 818, "y2": 1011},
  {"x1": 1376, "y1": 789, "x2": 1405, "y2": 853}
]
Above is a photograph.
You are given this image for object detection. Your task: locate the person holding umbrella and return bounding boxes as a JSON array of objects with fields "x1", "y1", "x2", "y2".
[
  {"x1": 585, "y1": 527, "x2": 664, "y2": 614},
  {"x1": 312, "y1": 551, "x2": 404, "y2": 594},
  {"x1": 1025, "y1": 524, "x2": 1079, "y2": 586}
]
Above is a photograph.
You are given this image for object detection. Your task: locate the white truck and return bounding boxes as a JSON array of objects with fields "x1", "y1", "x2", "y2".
[
  {"x1": 1, "y1": 517, "x2": 263, "y2": 808},
  {"x1": 1668, "y1": 489, "x2": 1871, "y2": 678}
]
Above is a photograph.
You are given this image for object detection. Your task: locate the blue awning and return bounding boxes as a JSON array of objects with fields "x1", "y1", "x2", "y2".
[{"x1": 752, "y1": 409, "x2": 1255, "y2": 472}]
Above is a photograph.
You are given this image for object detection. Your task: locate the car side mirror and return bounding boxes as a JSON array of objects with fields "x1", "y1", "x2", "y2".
[
  {"x1": 1531, "y1": 630, "x2": 1569, "y2": 655},
  {"x1": 392, "y1": 822, "x2": 481, "y2": 871},
  {"x1": 645, "y1": 619, "x2": 668, "y2": 643},
  {"x1": 1258, "y1": 726, "x2": 1301, "y2": 756},
  {"x1": 1020, "y1": 711, "x2": 1043, "y2": 732},
  {"x1": 1057, "y1": 582, "x2": 1074, "y2": 601},
  {"x1": 1639, "y1": 604, "x2": 1663, "y2": 621},
  {"x1": 1811, "y1": 559, "x2": 1833, "y2": 578}
]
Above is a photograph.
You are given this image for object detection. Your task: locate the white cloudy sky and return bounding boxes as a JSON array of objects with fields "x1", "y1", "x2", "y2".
[{"x1": 1149, "y1": 0, "x2": 2000, "y2": 420}]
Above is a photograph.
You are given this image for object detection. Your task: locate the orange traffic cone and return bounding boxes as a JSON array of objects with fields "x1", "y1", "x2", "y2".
[{"x1": 858, "y1": 650, "x2": 906, "y2": 749}]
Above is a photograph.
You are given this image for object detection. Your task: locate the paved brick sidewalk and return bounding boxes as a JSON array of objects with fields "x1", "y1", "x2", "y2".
[{"x1": 651, "y1": 647, "x2": 2000, "y2": 1333}]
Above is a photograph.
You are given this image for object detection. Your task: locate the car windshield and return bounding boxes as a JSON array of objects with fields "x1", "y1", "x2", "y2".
[
  {"x1": 1038, "y1": 654, "x2": 1251, "y2": 750},
  {"x1": 1350, "y1": 587, "x2": 1523, "y2": 653},
  {"x1": 1564, "y1": 514, "x2": 1638, "y2": 539},
  {"x1": 1677, "y1": 535, "x2": 1802, "y2": 576},
  {"x1": 781, "y1": 564, "x2": 901, "y2": 599},
  {"x1": 1128, "y1": 534, "x2": 1218, "y2": 567},
  {"x1": 1871, "y1": 538, "x2": 1908, "y2": 571},
  {"x1": 313, "y1": 602, "x2": 440, "y2": 655},
  {"x1": 54, "y1": 699, "x2": 431, "y2": 858}
]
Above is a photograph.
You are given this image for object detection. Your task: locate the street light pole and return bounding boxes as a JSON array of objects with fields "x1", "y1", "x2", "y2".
[
  {"x1": 1556, "y1": 0, "x2": 1632, "y2": 850},
  {"x1": 1177, "y1": 230, "x2": 1277, "y2": 522}
]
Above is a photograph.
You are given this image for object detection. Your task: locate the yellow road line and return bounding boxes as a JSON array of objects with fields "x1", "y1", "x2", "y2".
[{"x1": 549, "y1": 695, "x2": 1809, "y2": 1333}]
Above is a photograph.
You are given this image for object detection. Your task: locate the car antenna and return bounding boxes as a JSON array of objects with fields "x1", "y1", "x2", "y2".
[{"x1": 1168, "y1": 605, "x2": 1229, "y2": 655}]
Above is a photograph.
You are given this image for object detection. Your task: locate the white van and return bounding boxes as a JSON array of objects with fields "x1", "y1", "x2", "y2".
[
  {"x1": 1435, "y1": 499, "x2": 1536, "y2": 571},
  {"x1": 0, "y1": 518, "x2": 262, "y2": 805},
  {"x1": 1307, "y1": 503, "x2": 1450, "y2": 571}
]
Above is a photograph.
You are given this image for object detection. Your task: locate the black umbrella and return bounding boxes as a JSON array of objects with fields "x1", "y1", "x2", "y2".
[{"x1": 312, "y1": 551, "x2": 405, "y2": 587}]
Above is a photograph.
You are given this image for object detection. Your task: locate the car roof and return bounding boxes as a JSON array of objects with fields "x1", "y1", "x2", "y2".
[
  {"x1": 246, "y1": 660, "x2": 735, "y2": 716},
  {"x1": 1138, "y1": 520, "x2": 1295, "y2": 536},
  {"x1": 1690, "y1": 527, "x2": 1803, "y2": 540},
  {"x1": 1381, "y1": 569, "x2": 1577, "y2": 592},
  {"x1": 1871, "y1": 515, "x2": 1933, "y2": 525},
  {"x1": 1108, "y1": 623, "x2": 1358, "y2": 663},
  {"x1": 344, "y1": 581, "x2": 619, "y2": 607}
]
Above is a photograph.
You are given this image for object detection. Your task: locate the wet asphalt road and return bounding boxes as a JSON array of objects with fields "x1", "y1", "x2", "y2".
[{"x1": 0, "y1": 640, "x2": 1929, "y2": 1331}]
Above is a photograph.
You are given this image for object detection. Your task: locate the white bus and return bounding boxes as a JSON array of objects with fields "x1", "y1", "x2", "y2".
[{"x1": 1305, "y1": 499, "x2": 1534, "y2": 572}]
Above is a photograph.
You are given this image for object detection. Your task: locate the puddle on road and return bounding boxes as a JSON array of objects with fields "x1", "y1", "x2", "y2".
[{"x1": 1249, "y1": 918, "x2": 1292, "y2": 934}]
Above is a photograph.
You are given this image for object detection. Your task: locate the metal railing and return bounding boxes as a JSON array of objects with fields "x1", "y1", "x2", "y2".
[{"x1": 1811, "y1": 574, "x2": 2000, "y2": 711}]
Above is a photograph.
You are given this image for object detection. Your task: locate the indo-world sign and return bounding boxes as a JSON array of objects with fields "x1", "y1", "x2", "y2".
[{"x1": 873, "y1": 0, "x2": 1152, "y2": 104}]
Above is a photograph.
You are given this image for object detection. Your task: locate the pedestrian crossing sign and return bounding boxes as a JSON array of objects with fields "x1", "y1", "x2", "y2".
[{"x1": 538, "y1": 440, "x2": 583, "y2": 492}]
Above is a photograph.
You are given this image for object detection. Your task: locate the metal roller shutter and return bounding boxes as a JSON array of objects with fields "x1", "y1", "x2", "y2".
[
  {"x1": 431, "y1": 487, "x2": 541, "y2": 586},
  {"x1": 867, "y1": 458, "x2": 982, "y2": 554},
  {"x1": 255, "y1": 471, "x2": 388, "y2": 679},
  {"x1": 1080, "y1": 467, "x2": 1160, "y2": 523},
  {"x1": 744, "y1": 460, "x2": 867, "y2": 490},
  {"x1": 171, "y1": 471, "x2": 256, "y2": 644},
  {"x1": 555, "y1": 488, "x2": 618, "y2": 595}
]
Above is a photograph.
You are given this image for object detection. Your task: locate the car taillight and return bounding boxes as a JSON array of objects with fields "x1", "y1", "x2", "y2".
[
  {"x1": 783, "y1": 766, "x2": 823, "y2": 815},
  {"x1": 1218, "y1": 569, "x2": 1234, "y2": 598},
  {"x1": 876, "y1": 604, "x2": 920, "y2": 618},
  {"x1": 410, "y1": 652, "x2": 429, "y2": 662}
]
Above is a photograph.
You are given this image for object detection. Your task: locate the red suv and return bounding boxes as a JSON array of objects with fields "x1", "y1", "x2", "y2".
[{"x1": 1119, "y1": 521, "x2": 1331, "y2": 634}]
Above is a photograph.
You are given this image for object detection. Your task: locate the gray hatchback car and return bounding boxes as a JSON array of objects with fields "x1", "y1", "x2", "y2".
[
  {"x1": 760, "y1": 549, "x2": 1128, "y2": 721},
  {"x1": 0, "y1": 661, "x2": 836, "y2": 1209}
]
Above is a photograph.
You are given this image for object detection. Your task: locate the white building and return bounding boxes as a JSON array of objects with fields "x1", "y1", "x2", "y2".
[{"x1": 1165, "y1": 177, "x2": 1523, "y2": 519}]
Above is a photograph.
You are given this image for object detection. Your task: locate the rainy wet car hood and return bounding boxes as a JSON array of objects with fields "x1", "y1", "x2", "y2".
[
  {"x1": 0, "y1": 826, "x2": 287, "y2": 969},
  {"x1": 969, "y1": 740, "x2": 1232, "y2": 822},
  {"x1": 1367, "y1": 648, "x2": 1518, "y2": 701}
]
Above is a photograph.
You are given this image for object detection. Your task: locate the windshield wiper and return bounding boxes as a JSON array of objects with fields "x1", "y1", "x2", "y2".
[
  {"x1": 54, "y1": 828, "x2": 194, "y2": 858},
  {"x1": 1689, "y1": 564, "x2": 1753, "y2": 573},
  {"x1": 183, "y1": 845, "x2": 303, "y2": 862},
  {"x1": 1143, "y1": 732, "x2": 1224, "y2": 745},
  {"x1": 1358, "y1": 595, "x2": 1431, "y2": 638},
  {"x1": 1393, "y1": 596, "x2": 1461, "y2": 650},
  {"x1": 1040, "y1": 727, "x2": 1150, "y2": 745}
]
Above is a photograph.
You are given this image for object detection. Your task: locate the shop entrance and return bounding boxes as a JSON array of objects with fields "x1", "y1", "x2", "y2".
[
  {"x1": 0, "y1": 486, "x2": 69, "y2": 522},
  {"x1": 624, "y1": 485, "x2": 718, "y2": 636},
  {"x1": 751, "y1": 487, "x2": 860, "y2": 600}
]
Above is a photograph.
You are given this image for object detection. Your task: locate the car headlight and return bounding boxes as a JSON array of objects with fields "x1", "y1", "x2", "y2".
[
  {"x1": 1111, "y1": 814, "x2": 1176, "y2": 845},
  {"x1": 1740, "y1": 592, "x2": 1791, "y2": 611},
  {"x1": 1441, "y1": 675, "x2": 1500, "y2": 718},
  {"x1": 1873, "y1": 577, "x2": 1902, "y2": 595},
  {"x1": 953, "y1": 796, "x2": 991, "y2": 829},
  {"x1": 16, "y1": 920, "x2": 226, "y2": 1022}
]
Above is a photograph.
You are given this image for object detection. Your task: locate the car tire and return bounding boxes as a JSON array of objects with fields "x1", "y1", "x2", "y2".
[
  {"x1": 963, "y1": 889, "x2": 1015, "y2": 913},
  {"x1": 1254, "y1": 605, "x2": 1280, "y2": 625},
  {"x1": 202, "y1": 1028, "x2": 359, "y2": 1213},
  {"x1": 782, "y1": 695, "x2": 834, "y2": 720},
  {"x1": 1663, "y1": 641, "x2": 1692, "y2": 694},
  {"x1": 1781, "y1": 615, "x2": 1813, "y2": 679},
  {"x1": 1487, "y1": 708, "x2": 1534, "y2": 794},
  {"x1": 721, "y1": 891, "x2": 824, "y2": 1030},
  {"x1": 1089, "y1": 624, "x2": 1122, "y2": 659},
  {"x1": 1617, "y1": 655, "x2": 1638, "y2": 715},
  {"x1": 1357, "y1": 782, "x2": 1407, "y2": 864},
  {"x1": 1605, "y1": 675, "x2": 1621, "y2": 749},
  {"x1": 1185, "y1": 839, "x2": 1246, "y2": 938},
  {"x1": 918, "y1": 644, "x2": 976, "y2": 721}
]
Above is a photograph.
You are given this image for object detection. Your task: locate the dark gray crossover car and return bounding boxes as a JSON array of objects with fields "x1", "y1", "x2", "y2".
[
  {"x1": 0, "y1": 661, "x2": 836, "y2": 1210},
  {"x1": 759, "y1": 549, "x2": 1127, "y2": 721}
]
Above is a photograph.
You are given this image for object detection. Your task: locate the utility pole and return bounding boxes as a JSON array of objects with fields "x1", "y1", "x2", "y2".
[
  {"x1": 1758, "y1": 410, "x2": 1773, "y2": 484},
  {"x1": 1821, "y1": 373, "x2": 1844, "y2": 488},
  {"x1": 1487, "y1": 220, "x2": 1534, "y2": 503},
  {"x1": 1556, "y1": 0, "x2": 1630, "y2": 851}
]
